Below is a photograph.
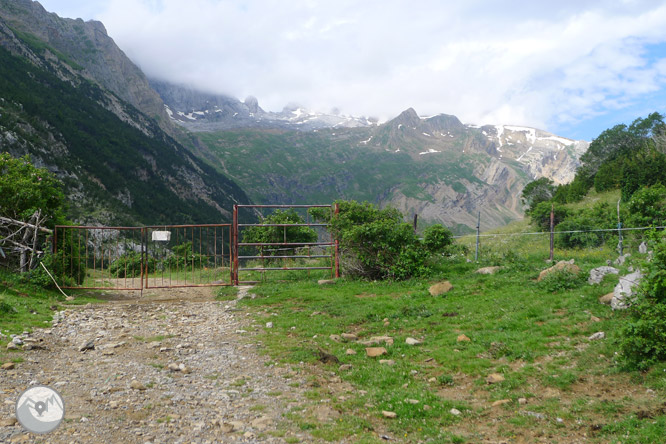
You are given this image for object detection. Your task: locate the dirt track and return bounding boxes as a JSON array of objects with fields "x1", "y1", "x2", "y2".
[{"x1": 0, "y1": 286, "x2": 320, "y2": 443}]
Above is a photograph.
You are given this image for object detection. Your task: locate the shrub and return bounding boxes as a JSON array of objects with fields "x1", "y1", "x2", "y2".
[
  {"x1": 311, "y1": 200, "x2": 453, "y2": 280},
  {"x1": 620, "y1": 235, "x2": 666, "y2": 370},
  {"x1": 162, "y1": 241, "x2": 208, "y2": 270},
  {"x1": 242, "y1": 209, "x2": 318, "y2": 257},
  {"x1": 626, "y1": 184, "x2": 666, "y2": 229},
  {"x1": 110, "y1": 252, "x2": 155, "y2": 278}
]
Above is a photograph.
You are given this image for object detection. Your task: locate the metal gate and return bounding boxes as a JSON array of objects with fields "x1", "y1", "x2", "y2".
[
  {"x1": 53, "y1": 224, "x2": 232, "y2": 290},
  {"x1": 231, "y1": 204, "x2": 339, "y2": 285}
]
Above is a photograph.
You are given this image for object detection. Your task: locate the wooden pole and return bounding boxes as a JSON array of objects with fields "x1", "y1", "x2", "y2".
[{"x1": 475, "y1": 212, "x2": 480, "y2": 262}]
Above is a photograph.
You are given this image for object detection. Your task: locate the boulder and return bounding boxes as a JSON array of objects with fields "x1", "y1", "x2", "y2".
[
  {"x1": 588, "y1": 266, "x2": 619, "y2": 285},
  {"x1": 537, "y1": 260, "x2": 580, "y2": 282},
  {"x1": 611, "y1": 270, "x2": 642, "y2": 310},
  {"x1": 429, "y1": 281, "x2": 453, "y2": 296}
]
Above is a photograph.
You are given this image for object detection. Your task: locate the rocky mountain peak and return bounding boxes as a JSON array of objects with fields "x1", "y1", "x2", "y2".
[{"x1": 390, "y1": 107, "x2": 421, "y2": 128}]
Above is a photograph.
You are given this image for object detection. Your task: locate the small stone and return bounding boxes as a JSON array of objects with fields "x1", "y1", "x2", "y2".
[
  {"x1": 168, "y1": 363, "x2": 180, "y2": 372},
  {"x1": 405, "y1": 337, "x2": 421, "y2": 346},
  {"x1": 486, "y1": 373, "x2": 505, "y2": 384},
  {"x1": 265, "y1": 322, "x2": 273, "y2": 329},
  {"x1": 383, "y1": 321, "x2": 390, "y2": 327},
  {"x1": 428, "y1": 377, "x2": 437, "y2": 383},
  {"x1": 341, "y1": 333, "x2": 358, "y2": 341},
  {"x1": 423, "y1": 405, "x2": 431, "y2": 411},
  {"x1": 492, "y1": 399, "x2": 511, "y2": 407},
  {"x1": 588, "y1": 331, "x2": 605, "y2": 341},
  {"x1": 590, "y1": 315, "x2": 601, "y2": 322},
  {"x1": 0, "y1": 417, "x2": 17, "y2": 426},
  {"x1": 476, "y1": 266, "x2": 502, "y2": 275},
  {"x1": 366, "y1": 347, "x2": 387, "y2": 357},
  {"x1": 382, "y1": 410, "x2": 397, "y2": 418},
  {"x1": 339, "y1": 364, "x2": 352, "y2": 371},
  {"x1": 220, "y1": 423, "x2": 234, "y2": 433},
  {"x1": 79, "y1": 339, "x2": 95, "y2": 351},
  {"x1": 518, "y1": 397, "x2": 528, "y2": 405},
  {"x1": 404, "y1": 399, "x2": 419, "y2": 404},
  {"x1": 6, "y1": 342, "x2": 19, "y2": 350},
  {"x1": 109, "y1": 401, "x2": 119, "y2": 409},
  {"x1": 130, "y1": 380, "x2": 146, "y2": 390},
  {"x1": 599, "y1": 293, "x2": 614, "y2": 305},
  {"x1": 1, "y1": 362, "x2": 15, "y2": 370},
  {"x1": 345, "y1": 349, "x2": 356, "y2": 355},
  {"x1": 318, "y1": 279, "x2": 336, "y2": 285},
  {"x1": 379, "y1": 359, "x2": 395, "y2": 365},
  {"x1": 329, "y1": 334, "x2": 341, "y2": 342},
  {"x1": 450, "y1": 408, "x2": 461, "y2": 416},
  {"x1": 457, "y1": 334, "x2": 471, "y2": 342}
]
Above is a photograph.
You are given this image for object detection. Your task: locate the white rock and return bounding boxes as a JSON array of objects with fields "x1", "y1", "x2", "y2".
[{"x1": 588, "y1": 332, "x2": 605, "y2": 341}]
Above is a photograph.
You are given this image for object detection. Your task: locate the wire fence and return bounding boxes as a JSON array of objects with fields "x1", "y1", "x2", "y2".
[{"x1": 452, "y1": 222, "x2": 661, "y2": 263}]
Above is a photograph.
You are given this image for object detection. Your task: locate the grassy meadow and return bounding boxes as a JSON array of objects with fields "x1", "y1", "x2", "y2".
[{"x1": 232, "y1": 231, "x2": 666, "y2": 443}]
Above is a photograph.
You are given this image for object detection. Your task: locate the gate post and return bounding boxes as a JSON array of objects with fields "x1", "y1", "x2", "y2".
[{"x1": 232, "y1": 205, "x2": 239, "y2": 285}]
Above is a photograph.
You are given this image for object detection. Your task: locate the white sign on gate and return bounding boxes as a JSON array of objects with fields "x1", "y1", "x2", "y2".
[{"x1": 152, "y1": 231, "x2": 171, "y2": 242}]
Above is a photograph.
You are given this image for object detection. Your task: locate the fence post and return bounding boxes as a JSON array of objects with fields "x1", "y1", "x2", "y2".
[
  {"x1": 549, "y1": 204, "x2": 554, "y2": 261},
  {"x1": 232, "y1": 205, "x2": 239, "y2": 285},
  {"x1": 617, "y1": 198, "x2": 623, "y2": 256},
  {"x1": 475, "y1": 212, "x2": 480, "y2": 262},
  {"x1": 334, "y1": 203, "x2": 340, "y2": 278}
]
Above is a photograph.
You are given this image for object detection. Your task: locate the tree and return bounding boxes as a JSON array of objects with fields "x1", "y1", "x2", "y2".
[
  {"x1": 521, "y1": 177, "x2": 555, "y2": 213},
  {"x1": 0, "y1": 153, "x2": 65, "y2": 224}
]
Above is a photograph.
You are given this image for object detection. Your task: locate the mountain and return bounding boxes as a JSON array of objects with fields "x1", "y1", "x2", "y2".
[
  {"x1": 188, "y1": 108, "x2": 588, "y2": 233},
  {"x1": 0, "y1": 0, "x2": 251, "y2": 225},
  {"x1": 151, "y1": 79, "x2": 377, "y2": 132}
]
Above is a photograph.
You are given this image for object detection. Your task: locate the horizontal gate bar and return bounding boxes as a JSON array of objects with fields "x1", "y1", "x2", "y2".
[
  {"x1": 240, "y1": 267, "x2": 333, "y2": 271},
  {"x1": 239, "y1": 242, "x2": 334, "y2": 246},
  {"x1": 238, "y1": 255, "x2": 330, "y2": 259}
]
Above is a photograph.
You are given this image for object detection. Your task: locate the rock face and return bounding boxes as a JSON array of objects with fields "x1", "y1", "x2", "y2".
[
  {"x1": 0, "y1": 0, "x2": 170, "y2": 133},
  {"x1": 588, "y1": 266, "x2": 619, "y2": 285},
  {"x1": 611, "y1": 270, "x2": 643, "y2": 310}
]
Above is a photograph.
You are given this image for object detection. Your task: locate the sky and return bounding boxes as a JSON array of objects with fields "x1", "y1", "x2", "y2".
[{"x1": 38, "y1": 0, "x2": 666, "y2": 141}]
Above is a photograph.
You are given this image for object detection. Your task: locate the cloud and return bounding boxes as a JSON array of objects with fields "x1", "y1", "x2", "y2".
[{"x1": 70, "y1": 0, "x2": 666, "y2": 137}]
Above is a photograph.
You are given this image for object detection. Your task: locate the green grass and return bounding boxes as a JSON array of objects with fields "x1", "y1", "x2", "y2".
[
  {"x1": 236, "y1": 244, "x2": 665, "y2": 442},
  {"x1": 0, "y1": 269, "x2": 102, "y2": 362}
]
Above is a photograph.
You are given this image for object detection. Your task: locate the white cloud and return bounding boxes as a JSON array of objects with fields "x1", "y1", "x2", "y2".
[{"x1": 40, "y1": 0, "x2": 666, "y2": 138}]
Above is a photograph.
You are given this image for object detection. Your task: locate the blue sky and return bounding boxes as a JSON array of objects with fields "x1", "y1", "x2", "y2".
[{"x1": 38, "y1": 0, "x2": 666, "y2": 141}]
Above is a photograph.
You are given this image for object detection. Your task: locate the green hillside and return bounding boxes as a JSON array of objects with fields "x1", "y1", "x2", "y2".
[{"x1": 0, "y1": 45, "x2": 250, "y2": 225}]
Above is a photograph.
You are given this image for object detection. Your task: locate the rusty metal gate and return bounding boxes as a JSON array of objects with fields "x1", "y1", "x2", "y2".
[
  {"x1": 53, "y1": 224, "x2": 232, "y2": 290},
  {"x1": 232, "y1": 204, "x2": 339, "y2": 285}
]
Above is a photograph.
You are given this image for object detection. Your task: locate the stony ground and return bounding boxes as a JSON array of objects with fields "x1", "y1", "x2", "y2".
[{"x1": 0, "y1": 286, "x2": 333, "y2": 443}]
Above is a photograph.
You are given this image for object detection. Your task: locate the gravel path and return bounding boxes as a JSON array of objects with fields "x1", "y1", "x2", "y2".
[{"x1": 0, "y1": 286, "x2": 315, "y2": 443}]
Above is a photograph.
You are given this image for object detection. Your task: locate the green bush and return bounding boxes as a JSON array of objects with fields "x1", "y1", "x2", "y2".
[
  {"x1": 311, "y1": 200, "x2": 452, "y2": 280},
  {"x1": 620, "y1": 236, "x2": 666, "y2": 370},
  {"x1": 0, "y1": 153, "x2": 65, "y2": 222},
  {"x1": 110, "y1": 252, "x2": 155, "y2": 278},
  {"x1": 162, "y1": 241, "x2": 208, "y2": 270},
  {"x1": 626, "y1": 184, "x2": 666, "y2": 229},
  {"x1": 242, "y1": 209, "x2": 318, "y2": 257}
]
